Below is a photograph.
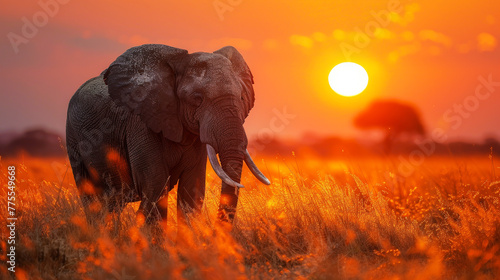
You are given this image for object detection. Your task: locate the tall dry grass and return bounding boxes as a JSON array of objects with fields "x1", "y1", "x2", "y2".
[{"x1": 0, "y1": 154, "x2": 499, "y2": 279}]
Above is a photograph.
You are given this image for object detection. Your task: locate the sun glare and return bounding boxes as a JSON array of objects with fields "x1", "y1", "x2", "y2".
[{"x1": 328, "y1": 62, "x2": 369, "y2": 97}]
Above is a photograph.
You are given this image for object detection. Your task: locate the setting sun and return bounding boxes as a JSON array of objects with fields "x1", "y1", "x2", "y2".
[{"x1": 328, "y1": 62, "x2": 369, "y2": 97}]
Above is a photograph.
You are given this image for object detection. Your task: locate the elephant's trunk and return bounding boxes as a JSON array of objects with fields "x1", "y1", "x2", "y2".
[
  {"x1": 206, "y1": 145, "x2": 243, "y2": 222},
  {"x1": 201, "y1": 111, "x2": 245, "y2": 222},
  {"x1": 202, "y1": 107, "x2": 270, "y2": 223},
  {"x1": 207, "y1": 145, "x2": 243, "y2": 188},
  {"x1": 217, "y1": 151, "x2": 244, "y2": 222},
  {"x1": 211, "y1": 121, "x2": 246, "y2": 223}
]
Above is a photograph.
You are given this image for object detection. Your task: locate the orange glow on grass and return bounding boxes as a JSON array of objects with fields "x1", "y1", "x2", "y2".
[
  {"x1": 71, "y1": 215, "x2": 87, "y2": 229},
  {"x1": 220, "y1": 194, "x2": 231, "y2": 205},
  {"x1": 89, "y1": 201, "x2": 102, "y2": 213},
  {"x1": 2, "y1": 151, "x2": 500, "y2": 278},
  {"x1": 106, "y1": 148, "x2": 131, "y2": 180},
  {"x1": 14, "y1": 269, "x2": 28, "y2": 280},
  {"x1": 106, "y1": 148, "x2": 121, "y2": 162},
  {"x1": 81, "y1": 180, "x2": 97, "y2": 195},
  {"x1": 88, "y1": 167, "x2": 99, "y2": 181},
  {"x1": 157, "y1": 196, "x2": 169, "y2": 209},
  {"x1": 136, "y1": 212, "x2": 145, "y2": 227}
]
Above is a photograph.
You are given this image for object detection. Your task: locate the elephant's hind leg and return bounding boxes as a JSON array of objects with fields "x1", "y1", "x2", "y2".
[
  {"x1": 73, "y1": 160, "x2": 128, "y2": 226},
  {"x1": 67, "y1": 146, "x2": 101, "y2": 225},
  {"x1": 74, "y1": 169, "x2": 106, "y2": 226}
]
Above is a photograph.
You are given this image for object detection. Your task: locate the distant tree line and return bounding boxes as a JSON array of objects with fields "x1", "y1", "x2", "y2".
[{"x1": 0, "y1": 129, "x2": 65, "y2": 157}]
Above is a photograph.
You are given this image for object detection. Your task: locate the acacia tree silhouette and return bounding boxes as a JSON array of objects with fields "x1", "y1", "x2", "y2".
[{"x1": 354, "y1": 100, "x2": 425, "y2": 153}]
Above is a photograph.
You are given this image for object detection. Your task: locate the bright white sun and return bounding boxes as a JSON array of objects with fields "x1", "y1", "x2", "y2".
[{"x1": 328, "y1": 62, "x2": 369, "y2": 97}]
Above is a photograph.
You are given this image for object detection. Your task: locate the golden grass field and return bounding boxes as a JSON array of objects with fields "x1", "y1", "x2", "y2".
[{"x1": 1, "y1": 152, "x2": 499, "y2": 279}]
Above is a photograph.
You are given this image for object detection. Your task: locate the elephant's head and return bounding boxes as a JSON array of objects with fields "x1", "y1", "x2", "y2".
[{"x1": 103, "y1": 44, "x2": 270, "y2": 222}]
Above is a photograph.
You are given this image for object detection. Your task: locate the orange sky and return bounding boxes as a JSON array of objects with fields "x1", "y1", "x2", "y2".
[{"x1": 1, "y1": 0, "x2": 499, "y2": 142}]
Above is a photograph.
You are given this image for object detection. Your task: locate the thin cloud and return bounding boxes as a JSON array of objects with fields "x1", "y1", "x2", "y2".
[
  {"x1": 290, "y1": 34, "x2": 314, "y2": 49},
  {"x1": 389, "y1": 3, "x2": 420, "y2": 26},
  {"x1": 418, "y1": 30, "x2": 452, "y2": 47},
  {"x1": 311, "y1": 32, "x2": 327, "y2": 42},
  {"x1": 387, "y1": 43, "x2": 421, "y2": 62},
  {"x1": 374, "y1": 28, "x2": 395, "y2": 40},
  {"x1": 286, "y1": 25, "x2": 498, "y2": 62},
  {"x1": 332, "y1": 29, "x2": 346, "y2": 41},
  {"x1": 477, "y1": 32, "x2": 497, "y2": 52}
]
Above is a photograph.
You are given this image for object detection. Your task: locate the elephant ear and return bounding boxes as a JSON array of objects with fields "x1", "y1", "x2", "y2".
[
  {"x1": 103, "y1": 44, "x2": 188, "y2": 142},
  {"x1": 214, "y1": 46, "x2": 255, "y2": 116}
]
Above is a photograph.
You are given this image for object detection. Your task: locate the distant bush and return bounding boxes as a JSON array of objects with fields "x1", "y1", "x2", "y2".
[{"x1": 0, "y1": 128, "x2": 65, "y2": 157}]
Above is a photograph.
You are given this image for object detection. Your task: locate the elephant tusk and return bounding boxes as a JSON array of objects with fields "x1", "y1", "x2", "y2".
[
  {"x1": 206, "y1": 145, "x2": 245, "y2": 188},
  {"x1": 244, "y1": 150, "x2": 271, "y2": 185}
]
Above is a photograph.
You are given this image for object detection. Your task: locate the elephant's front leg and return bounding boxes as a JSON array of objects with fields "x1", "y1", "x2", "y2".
[
  {"x1": 127, "y1": 128, "x2": 173, "y2": 224},
  {"x1": 136, "y1": 168, "x2": 171, "y2": 224},
  {"x1": 177, "y1": 143, "x2": 207, "y2": 226}
]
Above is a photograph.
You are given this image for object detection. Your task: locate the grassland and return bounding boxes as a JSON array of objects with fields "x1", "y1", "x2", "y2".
[{"x1": 1, "y1": 153, "x2": 499, "y2": 279}]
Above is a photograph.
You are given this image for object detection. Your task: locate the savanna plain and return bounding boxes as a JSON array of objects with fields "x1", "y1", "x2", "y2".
[{"x1": 1, "y1": 151, "x2": 499, "y2": 279}]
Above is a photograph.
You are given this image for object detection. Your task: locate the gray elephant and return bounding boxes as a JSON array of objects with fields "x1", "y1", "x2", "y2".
[{"x1": 66, "y1": 44, "x2": 270, "y2": 225}]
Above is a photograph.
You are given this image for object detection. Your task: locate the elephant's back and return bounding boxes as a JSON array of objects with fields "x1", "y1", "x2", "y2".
[
  {"x1": 66, "y1": 75, "x2": 130, "y2": 146},
  {"x1": 69, "y1": 76, "x2": 110, "y2": 112},
  {"x1": 68, "y1": 76, "x2": 128, "y2": 123}
]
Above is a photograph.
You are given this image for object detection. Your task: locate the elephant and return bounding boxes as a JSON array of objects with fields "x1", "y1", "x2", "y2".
[{"x1": 66, "y1": 44, "x2": 270, "y2": 226}]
